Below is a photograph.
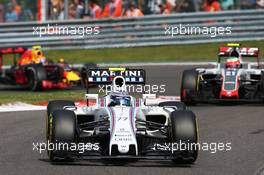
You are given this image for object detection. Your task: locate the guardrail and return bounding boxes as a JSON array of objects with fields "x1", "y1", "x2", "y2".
[{"x1": 0, "y1": 9, "x2": 263, "y2": 50}]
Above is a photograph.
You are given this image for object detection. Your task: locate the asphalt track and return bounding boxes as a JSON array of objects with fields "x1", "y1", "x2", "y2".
[{"x1": 1, "y1": 65, "x2": 264, "y2": 175}]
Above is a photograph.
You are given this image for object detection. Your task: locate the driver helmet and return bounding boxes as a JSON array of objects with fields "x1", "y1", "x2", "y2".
[
  {"x1": 58, "y1": 58, "x2": 65, "y2": 63},
  {"x1": 109, "y1": 93, "x2": 131, "y2": 107},
  {"x1": 225, "y1": 57, "x2": 240, "y2": 68},
  {"x1": 31, "y1": 45, "x2": 46, "y2": 64},
  {"x1": 119, "y1": 96, "x2": 131, "y2": 106}
]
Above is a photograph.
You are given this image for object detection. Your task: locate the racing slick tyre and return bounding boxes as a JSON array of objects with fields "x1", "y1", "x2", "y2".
[
  {"x1": 26, "y1": 65, "x2": 47, "y2": 91},
  {"x1": 261, "y1": 72, "x2": 264, "y2": 93},
  {"x1": 170, "y1": 110, "x2": 198, "y2": 164},
  {"x1": 47, "y1": 100, "x2": 75, "y2": 117},
  {"x1": 47, "y1": 110, "x2": 77, "y2": 162},
  {"x1": 181, "y1": 70, "x2": 199, "y2": 105},
  {"x1": 158, "y1": 101, "x2": 186, "y2": 110},
  {"x1": 46, "y1": 100, "x2": 75, "y2": 140},
  {"x1": 81, "y1": 63, "x2": 97, "y2": 88}
]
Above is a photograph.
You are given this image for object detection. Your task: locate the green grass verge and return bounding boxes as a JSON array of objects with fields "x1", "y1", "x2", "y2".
[
  {"x1": 44, "y1": 41, "x2": 264, "y2": 64},
  {"x1": 3, "y1": 41, "x2": 264, "y2": 65}
]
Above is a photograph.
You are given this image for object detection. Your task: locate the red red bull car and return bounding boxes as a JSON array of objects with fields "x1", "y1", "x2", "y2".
[
  {"x1": 0, "y1": 47, "x2": 96, "y2": 91},
  {"x1": 181, "y1": 43, "x2": 264, "y2": 104}
]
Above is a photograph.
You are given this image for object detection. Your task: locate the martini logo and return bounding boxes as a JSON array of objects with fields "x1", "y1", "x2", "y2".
[
  {"x1": 90, "y1": 70, "x2": 143, "y2": 77},
  {"x1": 88, "y1": 69, "x2": 146, "y2": 84}
]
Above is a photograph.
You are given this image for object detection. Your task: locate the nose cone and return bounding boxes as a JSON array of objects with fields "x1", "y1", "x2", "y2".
[
  {"x1": 220, "y1": 90, "x2": 239, "y2": 99},
  {"x1": 118, "y1": 144, "x2": 130, "y2": 154}
]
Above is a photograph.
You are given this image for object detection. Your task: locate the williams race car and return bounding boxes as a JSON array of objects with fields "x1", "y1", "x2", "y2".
[
  {"x1": 181, "y1": 43, "x2": 264, "y2": 104},
  {"x1": 0, "y1": 46, "x2": 96, "y2": 91},
  {"x1": 46, "y1": 68, "x2": 198, "y2": 164}
]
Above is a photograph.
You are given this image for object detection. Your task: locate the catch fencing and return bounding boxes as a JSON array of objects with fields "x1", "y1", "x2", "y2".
[{"x1": 0, "y1": 9, "x2": 263, "y2": 50}]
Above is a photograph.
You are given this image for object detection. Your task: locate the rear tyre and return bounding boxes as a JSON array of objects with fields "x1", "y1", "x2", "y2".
[
  {"x1": 170, "y1": 110, "x2": 198, "y2": 164},
  {"x1": 26, "y1": 65, "x2": 47, "y2": 91},
  {"x1": 261, "y1": 72, "x2": 264, "y2": 102},
  {"x1": 81, "y1": 63, "x2": 97, "y2": 88},
  {"x1": 181, "y1": 70, "x2": 199, "y2": 105},
  {"x1": 47, "y1": 110, "x2": 77, "y2": 162},
  {"x1": 261, "y1": 72, "x2": 264, "y2": 92},
  {"x1": 158, "y1": 101, "x2": 186, "y2": 110}
]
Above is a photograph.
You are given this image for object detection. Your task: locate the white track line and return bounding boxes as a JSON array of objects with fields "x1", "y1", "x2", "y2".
[
  {"x1": 98, "y1": 62, "x2": 209, "y2": 67},
  {"x1": 62, "y1": 61, "x2": 264, "y2": 67},
  {"x1": 2, "y1": 62, "x2": 209, "y2": 69},
  {"x1": 0, "y1": 102, "x2": 46, "y2": 112}
]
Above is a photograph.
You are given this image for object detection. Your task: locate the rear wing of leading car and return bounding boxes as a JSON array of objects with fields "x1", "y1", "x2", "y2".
[
  {"x1": 87, "y1": 67, "x2": 146, "y2": 85},
  {"x1": 0, "y1": 47, "x2": 26, "y2": 54},
  {"x1": 218, "y1": 43, "x2": 260, "y2": 66},
  {"x1": 218, "y1": 47, "x2": 259, "y2": 57},
  {"x1": 218, "y1": 43, "x2": 259, "y2": 57},
  {"x1": 0, "y1": 47, "x2": 26, "y2": 70}
]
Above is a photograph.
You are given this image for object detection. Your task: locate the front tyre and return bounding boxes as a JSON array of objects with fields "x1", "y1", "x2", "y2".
[
  {"x1": 47, "y1": 100, "x2": 75, "y2": 117},
  {"x1": 170, "y1": 110, "x2": 198, "y2": 164},
  {"x1": 181, "y1": 70, "x2": 199, "y2": 105},
  {"x1": 46, "y1": 100, "x2": 75, "y2": 140},
  {"x1": 47, "y1": 110, "x2": 77, "y2": 162}
]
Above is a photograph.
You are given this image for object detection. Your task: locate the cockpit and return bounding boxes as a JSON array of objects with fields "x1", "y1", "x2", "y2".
[{"x1": 108, "y1": 95, "x2": 132, "y2": 107}]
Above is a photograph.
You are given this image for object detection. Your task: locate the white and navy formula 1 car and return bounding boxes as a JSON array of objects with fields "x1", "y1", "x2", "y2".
[
  {"x1": 46, "y1": 68, "x2": 198, "y2": 164},
  {"x1": 181, "y1": 43, "x2": 264, "y2": 105}
]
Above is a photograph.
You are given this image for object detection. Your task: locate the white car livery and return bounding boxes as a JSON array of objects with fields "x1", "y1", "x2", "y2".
[{"x1": 46, "y1": 68, "x2": 198, "y2": 164}]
